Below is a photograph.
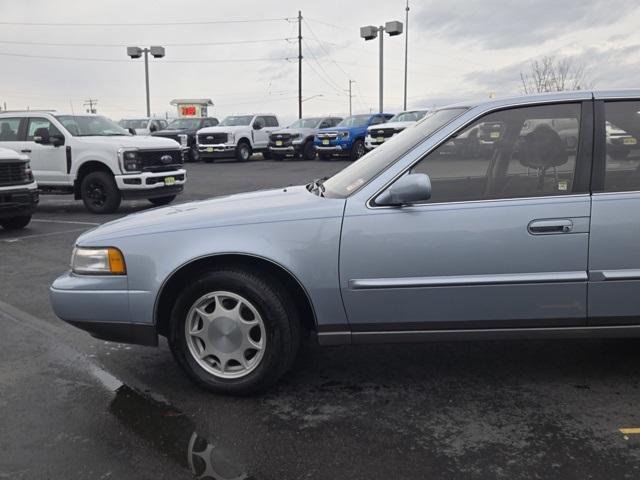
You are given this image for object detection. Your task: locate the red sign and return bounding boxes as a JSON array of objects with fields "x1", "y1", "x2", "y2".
[{"x1": 180, "y1": 106, "x2": 197, "y2": 117}]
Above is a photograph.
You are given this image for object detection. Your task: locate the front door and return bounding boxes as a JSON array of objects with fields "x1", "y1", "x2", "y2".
[
  {"x1": 340, "y1": 102, "x2": 593, "y2": 332},
  {"x1": 25, "y1": 117, "x2": 69, "y2": 185},
  {"x1": 589, "y1": 98, "x2": 640, "y2": 324}
]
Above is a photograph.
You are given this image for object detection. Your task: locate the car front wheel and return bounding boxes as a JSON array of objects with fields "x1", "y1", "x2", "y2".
[
  {"x1": 0, "y1": 215, "x2": 31, "y2": 230},
  {"x1": 168, "y1": 269, "x2": 301, "y2": 395},
  {"x1": 235, "y1": 142, "x2": 252, "y2": 162},
  {"x1": 80, "y1": 171, "x2": 121, "y2": 214},
  {"x1": 350, "y1": 139, "x2": 366, "y2": 161}
]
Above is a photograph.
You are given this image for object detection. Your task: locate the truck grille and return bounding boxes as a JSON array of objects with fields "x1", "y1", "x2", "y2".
[
  {"x1": 316, "y1": 132, "x2": 338, "y2": 140},
  {"x1": 198, "y1": 133, "x2": 227, "y2": 144},
  {"x1": 138, "y1": 150, "x2": 183, "y2": 173},
  {"x1": 370, "y1": 127, "x2": 400, "y2": 138},
  {"x1": 269, "y1": 133, "x2": 293, "y2": 147},
  {"x1": 0, "y1": 162, "x2": 29, "y2": 186}
]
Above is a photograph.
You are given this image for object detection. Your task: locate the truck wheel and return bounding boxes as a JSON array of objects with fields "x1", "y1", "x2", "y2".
[
  {"x1": 302, "y1": 140, "x2": 316, "y2": 160},
  {"x1": 235, "y1": 142, "x2": 252, "y2": 162},
  {"x1": 350, "y1": 139, "x2": 366, "y2": 161},
  {"x1": 0, "y1": 215, "x2": 31, "y2": 230},
  {"x1": 168, "y1": 268, "x2": 301, "y2": 395},
  {"x1": 149, "y1": 195, "x2": 177, "y2": 206},
  {"x1": 262, "y1": 150, "x2": 272, "y2": 160},
  {"x1": 81, "y1": 171, "x2": 121, "y2": 214},
  {"x1": 189, "y1": 145, "x2": 200, "y2": 162}
]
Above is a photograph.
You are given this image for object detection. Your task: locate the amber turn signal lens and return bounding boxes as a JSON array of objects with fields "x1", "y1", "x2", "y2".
[{"x1": 107, "y1": 248, "x2": 126, "y2": 274}]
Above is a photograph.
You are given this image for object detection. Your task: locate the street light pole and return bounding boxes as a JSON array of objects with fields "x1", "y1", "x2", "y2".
[
  {"x1": 127, "y1": 45, "x2": 165, "y2": 117},
  {"x1": 360, "y1": 21, "x2": 403, "y2": 114},
  {"x1": 404, "y1": 0, "x2": 410, "y2": 110}
]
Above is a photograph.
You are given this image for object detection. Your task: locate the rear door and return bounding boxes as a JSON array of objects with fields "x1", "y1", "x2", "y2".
[
  {"x1": 589, "y1": 97, "x2": 640, "y2": 324},
  {"x1": 0, "y1": 116, "x2": 26, "y2": 155}
]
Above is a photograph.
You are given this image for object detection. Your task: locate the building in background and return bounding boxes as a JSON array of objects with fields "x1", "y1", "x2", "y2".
[{"x1": 170, "y1": 99, "x2": 213, "y2": 118}]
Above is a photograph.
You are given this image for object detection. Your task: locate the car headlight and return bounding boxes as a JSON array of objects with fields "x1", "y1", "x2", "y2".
[
  {"x1": 71, "y1": 247, "x2": 126, "y2": 275},
  {"x1": 25, "y1": 161, "x2": 34, "y2": 182},
  {"x1": 338, "y1": 132, "x2": 349, "y2": 139},
  {"x1": 227, "y1": 133, "x2": 235, "y2": 144},
  {"x1": 178, "y1": 134, "x2": 188, "y2": 147},
  {"x1": 118, "y1": 149, "x2": 142, "y2": 173}
]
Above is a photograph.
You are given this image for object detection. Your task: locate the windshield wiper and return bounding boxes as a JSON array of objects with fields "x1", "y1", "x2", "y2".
[{"x1": 306, "y1": 177, "x2": 327, "y2": 197}]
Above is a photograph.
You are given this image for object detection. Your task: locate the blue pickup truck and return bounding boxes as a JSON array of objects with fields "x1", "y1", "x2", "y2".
[{"x1": 314, "y1": 113, "x2": 394, "y2": 161}]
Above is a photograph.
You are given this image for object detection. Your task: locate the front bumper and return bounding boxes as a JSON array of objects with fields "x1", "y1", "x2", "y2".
[
  {"x1": 115, "y1": 169, "x2": 187, "y2": 191},
  {"x1": 50, "y1": 271, "x2": 158, "y2": 346},
  {"x1": 198, "y1": 144, "x2": 236, "y2": 159},
  {"x1": 0, "y1": 182, "x2": 39, "y2": 219},
  {"x1": 314, "y1": 144, "x2": 350, "y2": 155},
  {"x1": 268, "y1": 143, "x2": 303, "y2": 155}
]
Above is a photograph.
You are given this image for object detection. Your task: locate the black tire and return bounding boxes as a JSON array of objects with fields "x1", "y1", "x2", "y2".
[
  {"x1": 350, "y1": 139, "x2": 366, "y2": 161},
  {"x1": 0, "y1": 215, "x2": 31, "y2": 230},
  {"x1": 302, "y1": 140, "x2": 316, "y2": 160},
  {"x1": 80, "y1": 171, "x2": 121, "y2": 214},
  {"x1": 262, "y1": 150, "x2": 272, "y2": 160},
  {"x1": 168, "y1": 269, "x2": 301, "y2": 395},
  {"x1": 189, "y1": 145, "x2": 200, "y2": 162},
  {"x1": 148, "y1": 195, "x2": 177, "y2": 206},
  {"x1": 235, "y1": 142, "x2": 252, "y2": 162}
]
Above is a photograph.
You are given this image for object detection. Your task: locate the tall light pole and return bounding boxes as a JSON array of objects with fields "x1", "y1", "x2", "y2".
[
  {"x1": 348, "y1": 80, "x2": 355, "y2": 115},
  {"x1": 404, "y1": 0, "x2": 410, "y2": 110},
  {"x1": 126, "y1": 46, "x2": 165, "y2": 117},
  {"x1": 360, "y1": 21, "x2": 403, "y2": 113}
]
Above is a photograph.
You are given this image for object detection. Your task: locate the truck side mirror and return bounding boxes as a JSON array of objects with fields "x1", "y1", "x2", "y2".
[{"x1": 33, "y1": 128, "x2": 50, "y2": 145}]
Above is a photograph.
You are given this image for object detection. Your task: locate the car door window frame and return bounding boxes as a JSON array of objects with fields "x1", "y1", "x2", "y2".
[{"x1": 368, "y1": 100, "x2": 593, "y2": 209}]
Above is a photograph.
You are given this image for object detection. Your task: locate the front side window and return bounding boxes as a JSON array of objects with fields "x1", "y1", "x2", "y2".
[
  {"x1": 118, "y1": 119, "x2": 148, "y2": 129},
  {"x1": 410, "y1": 103, "x2": 581, "y2": 203},
  {"x1": 0, "y1": 117, "x2": 21, "y2": 141},
  {"x1": 265, "y1": 116, "x2": 278, "y2": 127},
  {"x1": 603, "y1": 101, "x2": 640, "y2": 192},
  {"x1": 27, "y1": 118, "x2": 62, "y2": 140}
]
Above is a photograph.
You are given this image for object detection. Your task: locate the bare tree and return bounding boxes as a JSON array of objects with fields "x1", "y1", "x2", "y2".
[{"x1": 520, "y1": 56, "x2": 590, "y2": 94}]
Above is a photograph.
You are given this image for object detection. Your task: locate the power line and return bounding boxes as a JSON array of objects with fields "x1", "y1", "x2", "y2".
[
  {"x1": 303, "y1": 19, "x2": 352, "y2": 80},
  {"x1": 300, "y1": 40, "x2": 346, "y2": 96},
  {"x1": 0, "y1": 51, "x2": 288, "y2": 64},
  {"x1": 0, "y1": 38, "x2": 288, "y2": 48},
  {"x1": 0, "y1": 18, "x2": 291, "y2": 27}
]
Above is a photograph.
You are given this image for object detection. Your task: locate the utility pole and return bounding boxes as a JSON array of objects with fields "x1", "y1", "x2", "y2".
[
  {"x1": 126, "y1": 46, "x2": 165, "y2": 117},
  {"x1": 298, "y1": 10, "x2": 303, "y2": 119},
  {"x1": 403, "y1": 0, "x2": 410, "y2": 110},
  {"x1": 379, "y1": 26, "x2": 384, "y2": 113},
  {"x1": 348, "y1": 80, "x2": 355, "y2": 116},
  {"x1": 83, "y1": 98, "x2": 98, "y2": 114}
]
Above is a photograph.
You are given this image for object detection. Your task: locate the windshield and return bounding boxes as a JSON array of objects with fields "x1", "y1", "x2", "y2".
[
  {"x1": 322, "y1": 108, "x2": 467, "y2": 198},
  {"x1": 220, "y1": 115, "x2": 253, "y2": 126},
  {"x1": 167, "y1": 118, "x2": 201, "y2": 129},
  {"x1": 289, "y1": 118, "x2": 322, "y2": 129},
  {"x1": 57, "y1": 115, "x2": 129, "y2": 136},
  {"x1": 337, "y1": 115, "x2": 371, "y2": 128},
  {"x1": 390, "y1": 111, "x2": 428, "y2": 123},
  {"x1": 118, "y1": 119, "x2": 148, "y2": 129}
]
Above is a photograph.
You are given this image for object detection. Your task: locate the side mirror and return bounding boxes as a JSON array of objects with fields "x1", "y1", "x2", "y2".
[
  {"x1": 253, "y1": 122, "x2": 263, "y2": 130},
  {"x1": 33, "y1": 128, "x2": 50, "y2": 145},
  {"x1": 51, "y1": 135, "x2": 65, "y2": 147},
  {"x1": 376, "y1": 173, "x2": 432, "y2": 206},
  {"x1": 149, "y1": 124, "x2": 158, "y2": 133},
  {"x1": 128, "y1": 128, "x2": 137, "y2": 135}
]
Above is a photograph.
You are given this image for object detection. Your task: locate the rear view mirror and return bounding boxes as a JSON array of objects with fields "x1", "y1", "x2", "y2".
[{"x1": 376, "y1": 173, "x2": 432, "y2": 206}]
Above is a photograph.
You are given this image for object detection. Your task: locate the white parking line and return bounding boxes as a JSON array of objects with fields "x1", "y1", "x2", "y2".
[
  {"x1": 31, "y1": 219, "x2": 100, "y2": 226},
  {"x1": 2, "y1": 227, "x2": 90, "y2": 243}
]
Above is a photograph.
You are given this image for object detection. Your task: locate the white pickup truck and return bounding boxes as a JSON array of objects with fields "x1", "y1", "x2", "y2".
[
  {"x1": 196, "y1": 114, "x2": 280, "y2": 162},
  {"x1": 0, "y1": 111, "x2": 186, "y2": 213}
]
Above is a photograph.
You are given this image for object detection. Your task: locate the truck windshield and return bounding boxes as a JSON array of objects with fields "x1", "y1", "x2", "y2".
[
  {"x1": 322, "y1": 108, "x2": 467, "y2": 198},
  {"x1": 337, "y1": 115, "x2": 371, "y2": 128},
  {"x1": 220, "y1": 116, "x2": 253, "y2": 126},
  {"x1": 390, "y1": 111, "x2": 428, "y2": 122},
  {"x1": 56, "y1": 115, "x2": 129, "y2": 136},
  {"x1": 167, "y1": 118, "x2": 201, "y2": 129},
  {"x1": 118, "y1": 119, "x2": 148, "y2": 129},
  {"x1": 289, "y1": 118, "x2": 322, "y2": 129}
]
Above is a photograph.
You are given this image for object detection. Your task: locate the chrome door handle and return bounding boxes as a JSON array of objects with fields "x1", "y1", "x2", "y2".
[{"x1": 528, "y1": 219, "x2": 574, "y2": 234}]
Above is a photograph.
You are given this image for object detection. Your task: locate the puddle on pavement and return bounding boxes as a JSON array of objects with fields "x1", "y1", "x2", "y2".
[{"x1": 109, "y1": 384, "x2": 251, "y2": 480}]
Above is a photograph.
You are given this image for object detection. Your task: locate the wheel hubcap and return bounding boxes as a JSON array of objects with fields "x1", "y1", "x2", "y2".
[
  {"x1": 87, "y1": 182, "x2": 106, "y2": 206},
  {"x1": 185, "y1": 291, "x2": 266, "y2": 379}
]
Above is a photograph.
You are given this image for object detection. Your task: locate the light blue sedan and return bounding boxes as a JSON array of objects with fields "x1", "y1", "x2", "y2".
[{"x1": 52, "y1": 90, "x2": 640, "y2": 394}]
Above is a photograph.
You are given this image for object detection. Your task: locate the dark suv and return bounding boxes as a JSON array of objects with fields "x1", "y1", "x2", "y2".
[
  {"x1": 0, "y1": 147, "x2": 38, "y2": 230},
  {"x1": 152, "y1": 117, "x2": 219, "y2": 162}
]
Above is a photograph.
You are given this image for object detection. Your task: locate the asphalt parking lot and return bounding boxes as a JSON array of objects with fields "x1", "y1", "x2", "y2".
[{"x1": 2, "y1": 158, "x2": 640, "y2": 479}]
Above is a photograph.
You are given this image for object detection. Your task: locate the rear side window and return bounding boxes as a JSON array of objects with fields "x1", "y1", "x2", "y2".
[
  {"x1": 27, "y1": 117, "x2": 62, "y2": 141},
  {"x1": 411, "y1": 103, "x2": 581, "y2": 203},
  {"x1": 0, "y1": 117, "x2": 21, "y2": 141},
  {"x1": 603, "y1": 101, "x2": 640, "y2": 192}
]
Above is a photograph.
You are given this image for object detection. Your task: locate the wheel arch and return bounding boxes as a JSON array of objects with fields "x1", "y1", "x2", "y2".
[
  {"x1": 155, "y1": 253, "x2": 317, "y2": 337},
  {"x1": 237, "y1": 137, "x2": 252, "y2": 147},
  {"x1": 74, "y1": 160, "x2": 113, "y2": 199}
]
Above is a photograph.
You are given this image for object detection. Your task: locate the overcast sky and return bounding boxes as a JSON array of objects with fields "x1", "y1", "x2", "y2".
[{"x1": 1, "y1": 0, "x2": 640, "y2": 125}]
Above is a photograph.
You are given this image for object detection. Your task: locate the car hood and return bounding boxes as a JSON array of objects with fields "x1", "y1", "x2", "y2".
[
  {"x1": 75, "y1": 135, "x2": 180, "y2": 150},
  {"x1": 76, "y1": 185, "x2": 346, "y2": 243},
  {"x1": 271, "y1": 127, "x2": 315, "y2": 136},
  {"x1": 319, "y1": 126, "x2": 366, "y2": 134},
  {"x1": 367, "y1": 121, "x2": 415, "y2": 132},
  {"x1": 152, "y1": 128, "x2": 192, "y2": 135},
  {"x1": 197, "y1": 125, "x2": 250, "y2": 134}
]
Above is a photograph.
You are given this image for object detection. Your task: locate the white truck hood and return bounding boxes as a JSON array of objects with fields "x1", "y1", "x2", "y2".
[
  {"x1": 197, "y1": 125, "x2": 250, "y2": 134},
  {"x1": 75, "y1": 135, "x2": 180, "y2": 150}
]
